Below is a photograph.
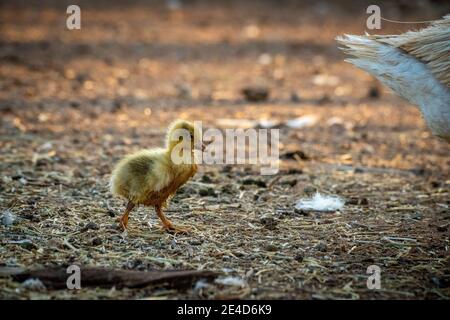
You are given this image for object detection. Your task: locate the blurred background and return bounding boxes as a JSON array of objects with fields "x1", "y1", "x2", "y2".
[
  {"x1": 1, "y1": 0, "x2": 449, "y2": 170},
  {"x1": 1, "y1": 0, "x2": 449, "y2": 162}
]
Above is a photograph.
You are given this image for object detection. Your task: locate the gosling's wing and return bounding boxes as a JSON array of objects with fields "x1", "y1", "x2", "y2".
[
  {"x1": 110, "y1": 148, "x2": 172, "y2": 202},
  {"x1": 126, "y1": 148, "x2": 173, "y2": 193}
]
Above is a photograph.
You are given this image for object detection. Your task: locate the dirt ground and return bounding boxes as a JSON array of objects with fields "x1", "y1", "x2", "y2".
[{"x1": 0, "y1": 0, "x2": 449, "y2": 299}]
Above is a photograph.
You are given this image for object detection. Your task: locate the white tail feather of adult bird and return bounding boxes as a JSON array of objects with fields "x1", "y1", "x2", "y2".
[{"x1": 336, "y1": 15, "x2": 450, "y2": 142}]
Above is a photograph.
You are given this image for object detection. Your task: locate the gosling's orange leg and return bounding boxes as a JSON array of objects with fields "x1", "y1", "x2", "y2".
[
  {"x1": 119, "y1": 201, "x2": 135, "y2": 230},
  {"x1": 155, "y1": 205, "x2": 189, "y2": 234}
]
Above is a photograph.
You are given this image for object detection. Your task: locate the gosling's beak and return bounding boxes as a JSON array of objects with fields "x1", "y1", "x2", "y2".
[{"x1": 201, "y1": 142, "x2": 207, "y2": 151}]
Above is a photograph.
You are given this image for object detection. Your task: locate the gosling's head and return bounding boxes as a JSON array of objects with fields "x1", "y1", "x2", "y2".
[{"x1": 166, "y1": 119, "x2": 204, "y2": 155}]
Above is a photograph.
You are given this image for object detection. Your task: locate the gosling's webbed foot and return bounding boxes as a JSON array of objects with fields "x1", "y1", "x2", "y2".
[
  {"x1": 118, "y1": 201, "x2": 135, "y2": 232},
  {"x1": 119, "y1": 216, "x2": 128, "y2": 231}
]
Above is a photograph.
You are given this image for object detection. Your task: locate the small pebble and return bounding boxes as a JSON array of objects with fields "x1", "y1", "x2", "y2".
[
  {"x1": 189, "y1": 239, "x2": 204, "y2": 246},
  {"x1": 280, "y1": 150, "x2": 309, "y2": 160},
  {"x1": 263, "y1": 243, "x2": 278, "y2": 252},
  {"x1": 91, "y1": 237, "x2": 103, "y2": 246},
  {"x1": 81, "y1": 221, "x2": 100, "y2": 232},
  {"x1": 285, "y1": 168, "x2": 303, "y2": 175},
  {"x1": 294, "y1": 208, "x2": 309, "y2": 216},
  {"x1": 70, "y1": 101, "x2": 80, "y2": 109},
  {"x1": 281, "y1": 179, "x2": 297, "y2": 187},
  {"x1": 19, "y1": 240, "x2": 37, "y2": 251},
  {"x1": 221, "y1": 165, "x2": 233, "y2": 173},
  {"x1": 315, "y1": 241, "x2": 327, "y2": 252},
  {"x1": 303, "y1": 186, "x2": 317, "y2": 195},
  {"x1": 409, "y1": 167, "x2": 426, "y2": 176},
  {"x1": 106, "y1": 210, "x2": 116, "y2": 217},
  {"x1": 201, "y1": 175, "x2": 212, "y2": 183},
  {"x1": 242, "y1": 178, "x2": 267, "y2": 188},
  {"x1": 260, "y1": 216, "x2": 278, "y2": 230},
  {"x1": 220, "y1": 184, "x2": 235, "y2": 194},
  {"x1": 22, "y1": 210, "x2": 41, "y2": 223},
  {"x1": 367, "y1": 86, "x2": 380, "y2": 99},
  {"x1": 318, "y1": 94, "x2": 331, "y2": 104},
  {"x1": 346, "y1": 197, "x2": 369, "y2": 206},
  {"x1": 199, "y1": 187, "x2": 216, "y2": 197},
  {"x1": 242, "y1": 86, "x2": 269, "y2": 102},
  {"x1": 290, "y1": 92, "x2": 301, "y2": 103},
  {"x1": 431, "y1": 276, "x2": 450, "y2": 288},
  {"x1": 294, "y1": 253, "x2": 304, "y2": 262},
  {"x1": 430, "y1": 181, "x2": 441, "y2": 188}
]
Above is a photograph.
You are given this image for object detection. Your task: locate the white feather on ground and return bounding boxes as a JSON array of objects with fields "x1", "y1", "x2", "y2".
[
  {"x1": 214, "y1": 276, "x2": 246, "y2": 287},
  {"x1": 295, "y1": 193, "x2": 344, "y2": 212},
  {"x1": 194, "y1": 279, "x2": 209, "y2": 291},
  {"x1": 1, "y1": 210, "x2": 15, "y2": 227},
  {"x1": 285, "y1": 115, "x2": 318, "y2": 129},
  {"x1": 21, "y1": 278, "x2": 46, "y2": 290}
]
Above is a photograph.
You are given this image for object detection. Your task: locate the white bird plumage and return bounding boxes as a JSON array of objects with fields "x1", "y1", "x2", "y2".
[{"x1": 336, "y1": 15, "x2": 450, "y2": 142}]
